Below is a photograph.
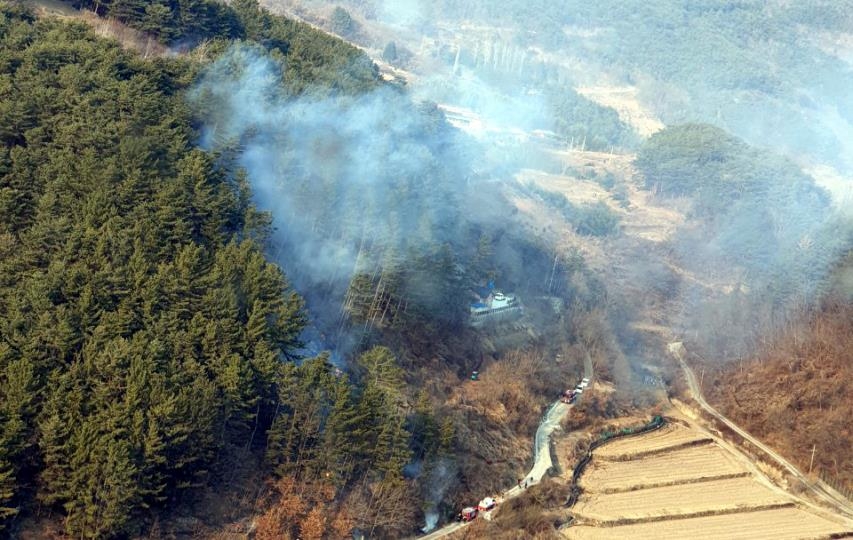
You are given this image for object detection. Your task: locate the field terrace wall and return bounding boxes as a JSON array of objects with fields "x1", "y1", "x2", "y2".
[{"x1": 565, "y1": 416, "x2": 666, "y2": 509}]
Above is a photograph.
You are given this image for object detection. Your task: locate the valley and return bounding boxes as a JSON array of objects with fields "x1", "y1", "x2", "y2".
[{"x1": 1, "y1": 1, "x2": 850, "y2": 538}]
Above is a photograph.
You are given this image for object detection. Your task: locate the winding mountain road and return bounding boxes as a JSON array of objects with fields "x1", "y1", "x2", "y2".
[
  {"x1": 668, "y1": 342, "x2": 853, "y2": 519},
  {"x1": 417, "y1": 354, "x2": 593, "y2": 540}
]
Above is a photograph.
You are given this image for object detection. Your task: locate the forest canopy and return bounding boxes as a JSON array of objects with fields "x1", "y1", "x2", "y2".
[{"x1": 0, "y1": 4, "x2": 427, "y2": 537}]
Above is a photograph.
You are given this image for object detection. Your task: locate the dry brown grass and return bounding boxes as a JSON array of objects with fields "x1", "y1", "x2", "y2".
[
  {"x1": 592, "y1": 423, "x2": 708, "y2": 460},
  {"x1": 452, "y1": 480, "x2": 569, "y2": 539},
  {"x1": 565, "y1": 507, "x2": 850, "y2": 540},
  {"x1": 443, "y1": 347, "x2": 585, "y2": 500},
  {"x1": 704, "y1": 301, "x2": 853, "y2": 488},
  {"x1": 581, "y1": 444, "x2": 747, "y2": 492},
  {"x1": 75, "y1": 12, "x2": 171, "y2": 57},
  {"x1": 447, "y1": 350, "x2": 553, "y2": 431},
  {"x1": 565, "y1": 416, "x2": 853, "y2": 540},
  {"x1": 253, "y1": 476, "x2": 357, "y2": 540}
]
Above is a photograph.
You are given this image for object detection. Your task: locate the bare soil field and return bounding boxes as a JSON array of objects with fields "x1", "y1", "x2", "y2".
[
  {"x1": 565, "y1": 506, "x2": 851, "y2": 540},
  {"x1": 547, "y1": 149, "x2": 635, "y2": 179},
  {"x1": 572, "y1": 476, "x2": 790, "y2": 523},
  {"x1": 593, "y1": 424, "x2": 709, "y2": 459},
  {"x1": 575, "y1": 86, "x2": 665, "y2": 138},
  {"x1": 516, "y1": 150, "x2": 685, "y2": 246},
  {"x1": 505, "y1": 190, "x2": 608, "y2": 271},
  {"x1": 517, "y1": 169, "x2": 612, "y2": 207},
  {"x1": 580, "y1": 443, "x2": 747, "y2": 492}
]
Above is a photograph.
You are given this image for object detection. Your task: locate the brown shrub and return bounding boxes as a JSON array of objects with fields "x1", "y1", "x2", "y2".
[
  {"x1": 704, "y1": 301, "x2": 853, "y2": 488},
  {"x1": 253, "y1": 477, "x2": 340, "y2": 540},
  {"x1": 491, "y1": 479, "x2": 568, "y2": 537}
]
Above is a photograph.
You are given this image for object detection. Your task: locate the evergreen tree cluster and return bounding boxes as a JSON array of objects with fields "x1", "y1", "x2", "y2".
[
  {"x1": 68, "y1": 0, "x2": 243, "y2": 43},
  {"x1": 266, "y1": 347, "x2": 413, "y2": 486},
  {"x1": 637, "y1": 124, "x2": 851, "y2": 316},
  {"x1": 636, "y1": 123, "x2": 829, "y2": 219},
  {"x1": 193, "y1": 49, "x2": 498, "y2": 352},
  {"x1": 548, "y1": 86, "x2": 639, "y2": 152},
  {"x1": 0, "y1": 6, "x2": 459, "y2": 536},
  {"x1": 61, "y1": 0, "x2": 379, "y2": 94},
  {"x1": 0, "y1": 2, "x2": 591, "y2": 535}
]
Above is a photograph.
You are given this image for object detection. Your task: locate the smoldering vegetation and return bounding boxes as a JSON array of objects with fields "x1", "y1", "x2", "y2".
[
  {"x1": 636, "y1": 123, "x2": 853, "y2": 357},
  {"x1": 356, "y1": 0, "x2": 853, "y2": 359},
  {"x1": 198, "y1": 1, "x2": 853, "y2": 368},
  {"x1": 189, "y1": 44, "x2": 579, "y2": 360}
]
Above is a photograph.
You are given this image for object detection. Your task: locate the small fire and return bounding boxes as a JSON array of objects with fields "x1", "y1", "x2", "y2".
[{"x1": 421, "y1": 511, "x2": 439, "y2": 533}]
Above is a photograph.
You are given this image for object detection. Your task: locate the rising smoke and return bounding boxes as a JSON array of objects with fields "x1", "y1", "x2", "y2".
[
  {"x1": 188, "y1": 44, "x2": 544, "y2": 359},
  {"x1": 183, "y1": 4, "x2": 853, "y2": 530},
  {"x1": 379, "y1": 0, "x2": 852, "y2": 359},
  {"x1": 190, "y1": 1, "x2": 852, "y2": 370},
  {"x1": 419, "y1": 459, "x2": 457, "y2": 532}
]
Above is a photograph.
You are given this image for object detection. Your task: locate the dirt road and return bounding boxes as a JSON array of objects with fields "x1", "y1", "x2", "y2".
[
  {"x1": 668, "y1": 342, "x2": 853, "y2": 518},
  {"x1": 417, "y1": 355, "x2": 593, "y2": 539}
]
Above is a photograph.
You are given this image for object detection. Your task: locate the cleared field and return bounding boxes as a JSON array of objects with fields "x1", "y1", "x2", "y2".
[
  {"x1": 565, "y1": 506, "x2": 852, "y2": 540},
  {"x1": 575, "y1": 86, "x2": 665, "y2": 138},
  {"x1": 593, "y1": 424, "x2": 710, "y2": 459},
  {"x1": 517, "y1": 169, "x2": 612, "y2": 207},
  {"x1": 572, "y1": 476, "x2": 789, "y2": 522},
  {"x1": 567, "y1": 417, "x2": 853, "y2": 539},
  {"x1": 581, "y1": 444, "x2": 748, "y2": 492}
]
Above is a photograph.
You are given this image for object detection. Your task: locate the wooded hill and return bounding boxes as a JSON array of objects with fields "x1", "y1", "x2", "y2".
[
  {"x1": 636, "y1": 124, "x2": 853, "y2": 492},
  {"x1": 0, "y1": 4, "x2": 460, "y2": 537},
  {"x1": 636, "y1": 123, "x2": 850, "y2": 358},
  {"x1": 0, "y1": 2, "x2": 595, "y2": 536}
]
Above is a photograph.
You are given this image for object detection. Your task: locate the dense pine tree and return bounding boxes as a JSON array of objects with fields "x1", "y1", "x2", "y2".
[
  {"x1": 0, "y1": 3, "x2": 475, "y2": 536},
  {"x1": 0, "y1": 7, "x2": 317, "y2": 536}
]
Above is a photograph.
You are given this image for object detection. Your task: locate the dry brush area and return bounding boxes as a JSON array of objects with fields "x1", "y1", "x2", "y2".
[{"x1": 703, "y1": 301, "x2": 853, "y2": 489}]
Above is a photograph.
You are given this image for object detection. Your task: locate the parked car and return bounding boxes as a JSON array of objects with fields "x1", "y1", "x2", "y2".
[{"x1": 478, "y1": 497, "x2": 497, "y2": 511}]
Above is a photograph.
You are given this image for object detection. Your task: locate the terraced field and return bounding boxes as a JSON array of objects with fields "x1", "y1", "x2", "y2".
[
  {"x1": 580, "y1": 443, "x2": 747, "y2": 492},
  {"x1": 593, "y1": 424, "x2": 709, "y2": 459},
  {"x1": 565, "y1": 422, "x2": 853, "y2": 539},
  {"x1": 573, "y1": 476, "x2": 790, "y2": 522},
  {"x1": 567, "y1": 507, "x2": 850, "y2": 540}
]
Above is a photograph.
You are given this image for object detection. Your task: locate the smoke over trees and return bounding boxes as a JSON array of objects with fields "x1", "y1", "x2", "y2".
[
  {"x1": 3, "y1": 0, "x2": 851, "y2": 536},
  {"x1": 0, "y1": 5, "x2": 467, "y2": 537},
  {"x1": 636, "y1": 124, "x2": 851, "y2": 356},
  {"x1": 190, "y1": 42, "x2": 577, "y2": 360}
]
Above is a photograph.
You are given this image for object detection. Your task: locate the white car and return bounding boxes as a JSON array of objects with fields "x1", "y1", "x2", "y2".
[
  {"x1": 478, "y1": 497, "x2": 496, "y2": 511},
  {"x1": 579, "y1": 378, "x2": 590, "y2": 388}
]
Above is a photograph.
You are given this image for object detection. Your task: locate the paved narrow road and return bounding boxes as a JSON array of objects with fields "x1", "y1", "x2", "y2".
[
  {"x1": 669, "y1": 342, "x2": 853, "y2": 519},
  {"x1": 418, "y1": 354, "x2": 593, "y2": 540}
]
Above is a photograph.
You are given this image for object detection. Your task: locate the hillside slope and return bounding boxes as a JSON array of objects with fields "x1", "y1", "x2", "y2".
[{"x1": 705, "y1": 301, "x2": 853, "y2": 490}]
